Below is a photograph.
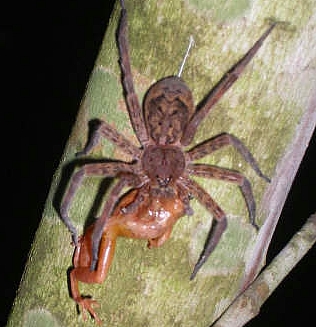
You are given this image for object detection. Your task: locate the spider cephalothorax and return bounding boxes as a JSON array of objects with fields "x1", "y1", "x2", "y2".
[{"x1": 60, "y1": 0, "x2": 274, "y2": 323}]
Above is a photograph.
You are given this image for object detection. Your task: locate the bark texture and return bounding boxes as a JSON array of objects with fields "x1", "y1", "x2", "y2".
[
  {"x1": 7, "y1": 0, "x2": 316, "y2": 326},
  {"x1": 213, "y1": 213, "x2": 316, "y2": 327}
]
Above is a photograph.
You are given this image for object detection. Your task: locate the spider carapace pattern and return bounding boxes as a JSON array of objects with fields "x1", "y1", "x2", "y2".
[{"x1": 60, "y1": 0, "x2": 273, "y2": 322}]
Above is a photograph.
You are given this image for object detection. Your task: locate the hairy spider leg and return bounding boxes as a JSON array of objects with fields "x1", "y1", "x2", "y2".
[
  {"x1": 90, "y1": 174, "x2": 141, "y2": 270},
  {"x1": 187, "y1": 132, "x2": 270, "y2": 182},
  {"x1": 76, "y1": 120, "x2": 141, "y2": 159},
  {"x1": 185, "y1": 133, "x2": 271, "y2": 277},
  {"x1": 181, "y1": 23, "x2": 277, "y2": 146},
  {"x1": 178, "y1": 179, "x2": 227, "y2": 279},
  {"x1": 118, "y1": 0, "x2": 149, "y2": 146},
  {"x1": 60, "y1": 162, "x2": 135, "y2": 244},
  {"x1": 187, "y1": 164, "x2": 258, "y2": 228},
  {"x1": 74, "y1": 2, "x2": 143, "y2": 160}
]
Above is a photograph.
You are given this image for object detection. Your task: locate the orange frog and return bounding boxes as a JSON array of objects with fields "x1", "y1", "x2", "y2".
[{"x1": 69, "y1": 188, "x2": 186, "y2": 324}]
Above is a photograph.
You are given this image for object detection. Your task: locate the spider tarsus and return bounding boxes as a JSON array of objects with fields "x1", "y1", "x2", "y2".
[
  {"x1": 251, "y1": 165, "x2": 271, "y2": 184},
  {"x1": 90, "y1": 226, "x2": 104, "y2": 271},
  {"x1": 90, "y1": 258, "x2": 97, "y2": 272},
  {"x1": 248, "y1": 206, "x2": 258, "y2": 228},
  {"x1": 190, "y1": 249, "x2": 212, "y2": 280},
  {"x1": 252, "y1": 163, "x2": 271, "y2": 183},
  {"x1": 76, "y1": 135, "x2": 100, "y2": 157},
  {"x1": 261, "y1": 174, "x2": 271, "y2": 183},
  {"x1": 71, "y1": 236, "x2": 78, "y2": 246},
  {"x1": 60, "y1": 207, "x2": 78, "y2": 245},
  {"x1": 252, "y1": 222, "x2": 260, "y2": 231},
  {"x1": 75, "y1": 144, "x2": 94, "y2": 157},
  {"x1": 71, "y1": 231, "x2": 79, "y2": 247},
  {"x1": 75, "y1": 150, "x2": 87, "y2": 157},
  {"x1": 190, "y1": 259, "x2": 204, "y2": 280},
  {"x1": 75, "y1": 120, "x2": 103, "y2": 157},
  {"x1": 190, "y1": 218, "x2": 228, "y2": 280}
]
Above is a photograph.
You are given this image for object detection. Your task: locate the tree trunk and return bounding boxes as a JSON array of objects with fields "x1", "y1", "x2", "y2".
[{"x1": 7, "y1": 0, "x2": 316, "y2": 326}]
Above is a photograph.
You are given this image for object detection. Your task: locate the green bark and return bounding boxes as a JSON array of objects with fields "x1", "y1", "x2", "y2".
[{"x1": 7, "y1": 0, "x2": 316, "y2": 326}]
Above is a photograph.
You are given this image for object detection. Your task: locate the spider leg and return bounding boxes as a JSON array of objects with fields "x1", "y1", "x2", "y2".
[
  {"x1": 117, "y1": 0, "x2": 149, "y2": 146},
  {"x1": 90, "y1": 173, "x2": 141, "y2": 270},
  {"x1": 187, "y1": 132, "x2": 270, "y2": 182},
  {"x1": 60, "y1": 162, "x2": 135, "y2": 244},
  {"x1": 178, "y1": 178, "x2": 227, "y2": 279},
  {"x1": 76, "y1": 119, "x2": 141, "y2": 159},
  {"x1": 181, "y1": 23, "x2": 277, "y2": 146},
  {"x1": 187, "y1": 164, "x2": 258, "y2": 229}
]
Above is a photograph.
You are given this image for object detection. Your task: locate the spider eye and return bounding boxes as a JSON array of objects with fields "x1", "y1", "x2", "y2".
[{"x1": 156, "y1": 176, "x2": 171, "y2": 187}]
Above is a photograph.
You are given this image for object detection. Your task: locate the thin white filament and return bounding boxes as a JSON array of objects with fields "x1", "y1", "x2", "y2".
[{"x1": 177, "y1": 35, "x2": 195, "y2": 77}]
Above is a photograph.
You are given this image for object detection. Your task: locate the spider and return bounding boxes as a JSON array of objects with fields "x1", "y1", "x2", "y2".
[{"x1": 60, "y1": 0, "x2": 273, "y2": 321}]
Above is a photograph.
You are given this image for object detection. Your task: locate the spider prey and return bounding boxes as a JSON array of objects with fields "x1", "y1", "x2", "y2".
[{"x1": 60, "y1": 0, "x2": 273, "y2": 322}]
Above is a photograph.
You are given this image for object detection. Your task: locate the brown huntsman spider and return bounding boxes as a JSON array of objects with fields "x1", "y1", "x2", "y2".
[{"x1": 60, "y1": 0, "x2": 273, "y2": 284}]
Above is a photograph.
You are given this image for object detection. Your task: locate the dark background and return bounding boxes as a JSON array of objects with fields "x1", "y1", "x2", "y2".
[{"x1": 3, "y1": 1, "x2": 315, "y2": 326}]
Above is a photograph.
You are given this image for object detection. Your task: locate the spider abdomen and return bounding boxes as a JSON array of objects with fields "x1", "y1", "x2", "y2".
[{"x1": 143, "y1": 76, "x2": 195, "y2": 144}]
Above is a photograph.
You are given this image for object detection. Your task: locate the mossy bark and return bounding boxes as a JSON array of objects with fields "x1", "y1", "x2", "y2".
[{"x1": 7, "y1": 0, "x2": 316, "y2": 326}]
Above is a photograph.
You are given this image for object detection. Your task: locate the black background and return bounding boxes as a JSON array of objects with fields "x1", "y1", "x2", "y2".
[{"x1": 3, "y1": 1, "x2": 315, "y2": 326}]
